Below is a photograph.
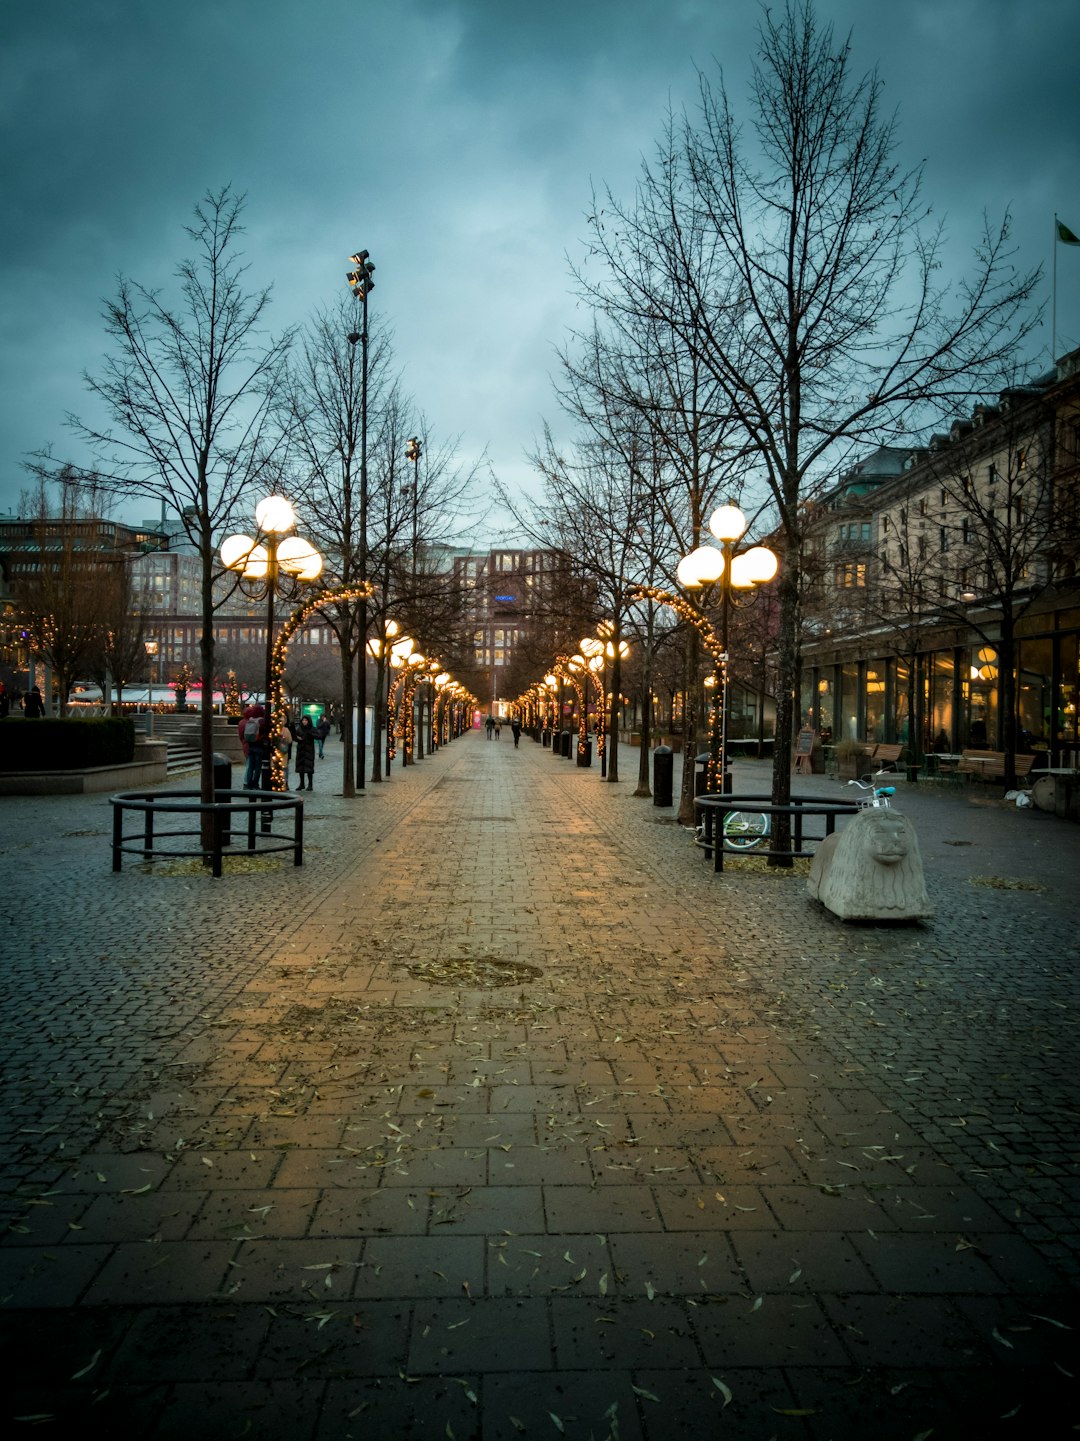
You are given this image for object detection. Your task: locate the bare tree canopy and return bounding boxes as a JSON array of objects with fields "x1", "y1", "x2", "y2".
[
  {"x1": 39, "y1": 186, "x2": 294, "y2": 821},
  {"x1": 573, "y1": 0, "x2": 1041, "y2": 851}
]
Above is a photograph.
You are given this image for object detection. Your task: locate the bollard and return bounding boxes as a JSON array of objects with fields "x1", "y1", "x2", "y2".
[
  {"x1": 542, "y1": 728, "x2": 551, "y2": 748},
  {"x1": 560, "y1": 729, "x2": 572, "y2": 758},
  {"x1": 653, "y1": 745, "x2": 673, "y2": 807},
  {"x1": 213, "y1": 752, "x2": 233, "y2": 845}
]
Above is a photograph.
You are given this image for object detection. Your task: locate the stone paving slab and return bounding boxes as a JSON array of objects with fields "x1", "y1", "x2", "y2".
[{"x1": 1, "y1": 735, "x2": 1079, "y2": 1436}]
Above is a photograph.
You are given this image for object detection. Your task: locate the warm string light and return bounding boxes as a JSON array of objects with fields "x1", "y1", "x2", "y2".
[
  {"x1": 268, "y1": 581, "x2": 375, "y2": 789},
  {"x1": 627, "y1": 584, "x2": 728, "y2": 792}
]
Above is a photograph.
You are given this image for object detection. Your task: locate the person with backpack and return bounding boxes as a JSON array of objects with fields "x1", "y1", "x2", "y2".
[
  {"x1": 511, "y1": 716, "x2": 521, "y2": 748},
  {"x1": 238, "y1": 703, "x2": 268, "y2": 788}
]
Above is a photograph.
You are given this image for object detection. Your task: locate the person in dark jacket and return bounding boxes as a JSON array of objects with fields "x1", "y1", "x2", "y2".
[
  {"x1": 22, "y1": 686, "x2": 46, "y2": 718},
  {"x1": 238, "y1": 703, "x2": 268, "y2": 788},
  {"x1": 315, "y1": 713, "x2": 331, "y2": 758},
  {"x1": 294, "y1": 715, "x2": 316, "y2": 790}
]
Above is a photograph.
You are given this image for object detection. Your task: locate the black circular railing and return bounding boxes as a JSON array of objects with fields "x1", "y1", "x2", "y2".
[
  {"x1": 110, "y1": 789, "x2": 304, "y2": 877},
  {"x1": 694, "y1": 793, "x2": 859, "y2": 873}
]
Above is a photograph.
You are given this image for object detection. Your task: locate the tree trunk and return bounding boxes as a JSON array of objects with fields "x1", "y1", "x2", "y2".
[
  {"x1": 340, "y1": 647, "x2": 355, "y2": 797},
  {"x1": 677, "y1": 630, "x2": 698, "y2": 826},
  {"x1": 767, "y1": 551, "x2": 800, "y2": 865}
]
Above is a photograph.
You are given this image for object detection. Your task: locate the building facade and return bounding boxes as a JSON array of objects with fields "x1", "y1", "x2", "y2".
[{"x1": 800, "y1": 350, "x2": 1080, "y2": 767}]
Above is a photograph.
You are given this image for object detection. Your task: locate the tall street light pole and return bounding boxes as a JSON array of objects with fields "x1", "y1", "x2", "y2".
[
  {"x1": 347, "y1": 249, "x2": 375, "y2": 789},
  {"x1": 220, "y1": 495, "x2": 323, "y2": 790},
  {"x1": 679, "y1": 504, "x2": 778, "y2": 794}
]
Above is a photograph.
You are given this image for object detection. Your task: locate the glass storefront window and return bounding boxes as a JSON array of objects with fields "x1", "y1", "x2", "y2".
[
  {"x1": 864, "y1": 665, "x2": 886, "y2": 741},
  {"x1": 840, "y1": 663, "x2": 859, "y2": 739},
  {"x1": 964, "y1": 646, "x2": 998, "y2": 748},
  {"x1": 894, "y1": 659, "x2": 912, "y2": 746},
  {"x1": 1017, "y1": 637, "x2": 1053, "y2": 751},
  {"x1": 929, "y1": 654, "x2": 955, "y2": 752},
  {"x1": 1056, "y1": 632, "x2": 1079, "y2": 760}
]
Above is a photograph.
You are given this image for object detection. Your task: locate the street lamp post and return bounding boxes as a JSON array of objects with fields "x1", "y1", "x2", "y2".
[
  {"x1": 346, "y1": 248, "x2": 375, "y2": 788},
  {"x1": 678, "y1": 504, "x2": 778, "y2": 794},
  {"x1": 143, "y1": 639, "x2": 160, "y2": 736},
  {"x1": 220, "y1": 495, "x2": 323, "y2": 790}
]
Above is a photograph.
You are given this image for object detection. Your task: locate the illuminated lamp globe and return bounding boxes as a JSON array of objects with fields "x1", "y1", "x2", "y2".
[
  {"x1": 740, "y1": 546, "x2": 779, "y2": 583},
  {"x1": 544, "y1": 674, "x2": 558, "y2": 689},
  {"x1": 255, "y1": 495, "x2": 296, "y2": 534},
  {"x1": 677, "y1": 546, "x2": 725, "y2": 588},
  {"x1": 390, "y1": 636, "x2": 415, "y2": 663},
  {"x1": 580, "y1": 637, "x2": 603, "y2": 658},
  {"x1": 976, "y1": 647, "x2": 997, "y2": 665},
  {"x1": 435, "y1": 672, "x2": 450, "y2": 686},
  {"x1": 242, "y1": 543, "x2": 269, "y2": 579},
  {"x1": 220, "y1": 533, "x2": 256, "y2": 570},
  {"x1": 708, "y1": 503, "x2": 747, "y2": 543},
  {"x1": 728, "y1": 553, "x2": 760, "y2": 589},
  {"x1": 276, "y1": 536, "x2": 316, "y2": 573}
]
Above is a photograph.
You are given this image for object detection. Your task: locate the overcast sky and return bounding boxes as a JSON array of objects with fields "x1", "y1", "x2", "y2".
[{"x1": 3, "y1": 0, "x2": 1078, "y2": 537}]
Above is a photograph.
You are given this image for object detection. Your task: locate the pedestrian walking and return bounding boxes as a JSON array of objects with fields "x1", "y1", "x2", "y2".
[
  {"x1": 511, "y1": 716, "x2": 521, "y2": 748},
  {"x1": 238, "y1": 703, "x2": 268, "y2": 788},
  {"x1": 294, "y1": 715, "x2": 316, "y2": 790},
  {"x1": 494, "y1": 718, "x2": 501, "y2": 739},
  {"x1": 278, "y1": 713, "x2": 295, "y2": 785},
  {"x1": 315, "y1": 713, "x2": 331, "y2": 759},
  {"x1": 22, "y1": 686, "x2": 45, "y2": 718},
  {"x1": 485, "y1": 715, "x2": 495, "y2": 740},
  {"x1": 0, "y1": 682, "x2": 9, "y2": 718}
]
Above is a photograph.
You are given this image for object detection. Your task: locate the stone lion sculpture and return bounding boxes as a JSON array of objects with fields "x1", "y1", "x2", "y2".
[{"x1": 807, "y1": 808, "x2": 933, "y2": 922}]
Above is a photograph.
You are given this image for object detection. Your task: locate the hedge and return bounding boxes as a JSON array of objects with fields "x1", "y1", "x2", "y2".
[{"x1": 0, "y1": 717, "x2": 136, "y2": 771}]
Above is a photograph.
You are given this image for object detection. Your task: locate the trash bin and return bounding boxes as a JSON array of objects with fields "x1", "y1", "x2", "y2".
[
  {"x1": 653, "y1": 745, "x2": 673, "y2": 807},
  {"x1": 213, "y1": 752, "x2": 233, "y2": 846},
  {"x1": 577, "y1": 737, "x2": 593, "y2": 768},
  {"x1": 560, "y1": 729, "x2": 572, "y2": 758}
]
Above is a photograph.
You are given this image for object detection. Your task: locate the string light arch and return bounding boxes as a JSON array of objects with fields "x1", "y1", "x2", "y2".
[{"x1": 268, "y1": 581, "x2": 375, "y2": 789}]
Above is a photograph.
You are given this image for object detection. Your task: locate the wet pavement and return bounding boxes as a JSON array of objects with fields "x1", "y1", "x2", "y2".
[{"x1": 1, "y1": 732, "x2": 1078, "y2": 1438}]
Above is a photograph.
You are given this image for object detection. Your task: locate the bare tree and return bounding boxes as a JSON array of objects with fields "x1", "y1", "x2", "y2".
[
  {"x1": 46, "y1": 187, "x2": 293, "y2": 828},
  {"x1": 289, "y1": 302, "x2": 482, "y2": 785},
  {"x1": 11, "y1": 478, "x2": 115, "y2": 714},
  {"x1": 578, "y1": 1, "x2": 1039, "y2": 856}
]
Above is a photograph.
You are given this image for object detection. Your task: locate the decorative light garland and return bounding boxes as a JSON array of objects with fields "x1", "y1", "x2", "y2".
[
  {"x1": 268, "y1": 581, "x2": 375, "y2": 789},
  {"x1": 626, "y1": 583, "x2": 728, "y2": 793}
]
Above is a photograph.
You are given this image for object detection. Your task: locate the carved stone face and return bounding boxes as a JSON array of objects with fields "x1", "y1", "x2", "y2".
[{"x1": 867, "y1": 812, "x2": 910, "y2": 866}]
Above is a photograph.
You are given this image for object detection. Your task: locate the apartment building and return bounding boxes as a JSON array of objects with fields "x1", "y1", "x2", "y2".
[{"x1": 799, "y1": 349, "x2": 1080, "y2": 764}]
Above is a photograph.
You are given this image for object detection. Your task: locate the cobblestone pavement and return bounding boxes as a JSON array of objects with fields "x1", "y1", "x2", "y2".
[{"x1": 1, "y1": 734, "x2": 1078, "y2": 1439}]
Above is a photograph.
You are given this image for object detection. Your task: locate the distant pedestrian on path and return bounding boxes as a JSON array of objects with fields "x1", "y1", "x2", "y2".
[
  {"x1": 511, "y1": 717, "x2": 521, "y2": 747},
  {"x1": 294, "y1": 715, "x2": 316, "y2": 790},
  {"x1": 315, "y1": 713, "x2": 331, "y2": 758},
  {"x1": 485, "y1": 715, "x2": 495, "y2": 740},
  {"x1": 494, "y1": 719, "x2": 501, "y2": 739},
  {"x1": 22, "y1": 686, "x2": 45, "y2": 718}
]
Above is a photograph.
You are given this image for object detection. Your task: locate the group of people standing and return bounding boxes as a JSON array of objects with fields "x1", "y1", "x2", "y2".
[
  {"x1": 485, "y1": 714, "x2": 522, "y2": 747},
  {"x1": 0, "y1": 683, "x2": 45, "y2": 718},
  {"x1": 238, "y1": 706, "x2": 332, "y2": 791}
]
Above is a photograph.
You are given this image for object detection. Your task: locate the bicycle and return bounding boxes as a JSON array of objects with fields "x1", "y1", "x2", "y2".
[
  {"x1": 696, "y1": 808, "x2": 772, "y2": 850},
  {"x1": 846, "y1": 776, "x2": 896, "y2": 810}
]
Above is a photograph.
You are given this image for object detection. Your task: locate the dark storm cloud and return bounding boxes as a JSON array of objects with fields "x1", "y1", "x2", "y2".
[{"x1": 2, "y1": 0, "x2": 1078, "y2": 519}]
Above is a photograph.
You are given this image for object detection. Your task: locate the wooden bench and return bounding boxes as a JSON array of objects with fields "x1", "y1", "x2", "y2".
[
  {"x1": 955, "y1": 750, "x2": 1036, "y2": 784},
  {"x1": 865, "y1": 743, "x2": 903, "y2": 773}
]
